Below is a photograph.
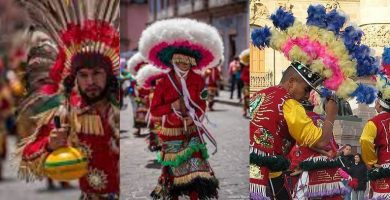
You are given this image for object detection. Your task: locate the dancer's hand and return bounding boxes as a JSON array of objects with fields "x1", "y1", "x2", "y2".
[
  {"x1": 48, "y1": 124, "x2": 69, "y2": 150},
  {"x1": 324, "y1": 97, "x2": 338, "y2": 118}
]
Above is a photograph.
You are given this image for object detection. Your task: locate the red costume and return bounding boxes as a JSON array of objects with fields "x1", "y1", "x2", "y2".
[
  {"x1": 19, "y1": 100, "x2": 119, "y2": 197},
  {"x1": 204, "y1": 67, "x2": 221, "y2": 110},
  {"x1": 250, "y1": 86, "x2": 324, "y2": 199},
  {"x1": 138, "y1": 18, "x2": 223, "y2": 199},
  {"x1": 288, "y1": 111, "x2": 346, "y2": 200},
  {"x1": 360, "y1": 112, "x2": 390, "y2": 199},
  {"x1": 16, "y1": 0, "x2": 119, "y2": 199}
]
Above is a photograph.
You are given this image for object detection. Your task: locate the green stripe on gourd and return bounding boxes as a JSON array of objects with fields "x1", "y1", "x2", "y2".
[
  {"x1": 45, "y1": 157, "x2": 87, "y2": 168},
  {"x1": 157, "y1": 143, "x2": 209, "y2": 167}
]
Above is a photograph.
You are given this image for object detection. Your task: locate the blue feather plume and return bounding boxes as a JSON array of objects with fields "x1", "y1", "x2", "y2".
[
  {"x1": 251, "y1": 26, "x2": 272, "y2": 49},
  {"x1": 325, "y1": 9, "x2": 346, "y2": 35},
  {"x1": 306, "y1": 4, "x2": 327, "y2": 28},
  {"x1": 351, "y1": 83, "x2": 377, "y2": 104},
  {"x1": 382, "y1": 47, "x2": 390, "y2": 66},
  {"x1": 320, "y1": 87, "x2": 333, "y2": 98},
  {"x1": 352, "y1": 45, "x2": 379, "y2": 76},
  {"x1": 341, "y1": 26, "x2": 363, "y2": 53},
  {"x1": 270, "y1": 7, "x2": 295, "y2": 30}
]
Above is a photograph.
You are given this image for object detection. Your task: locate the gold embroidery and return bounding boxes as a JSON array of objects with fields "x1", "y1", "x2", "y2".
[
  {"x1": 87, "y1": 168, "x2": 108, "y2": 191},
  {"x1": 161, "y1": 125, "x2": 197, "y2": 136},
  {"x1": 376, "y1": 179, "x2": 390, "y2": 190},
  {"x1": 249, "y1": 164, "x2": 264, "y2": 179}
]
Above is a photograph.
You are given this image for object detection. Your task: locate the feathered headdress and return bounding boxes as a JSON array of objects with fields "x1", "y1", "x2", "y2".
[
  {"x1": 251, "y1": 5, "x2": 379, "y2": 104},
  {"x1": 20, "y1": 0, "x2": 119, "y2": 95},
  {"x1": 138, "y1": 18, "x2": 224, "y2": 73},
  {"x1": 135, "y1": 64, "x2": 169, "y2": 89},
  {"x1": 239, "y1": 48, "x2": 250, "y2": 66},
  {"x1": 127, "y1": 52, "x2": 147, "y2": 76},
  {"x1": 376, "y1": 47, "x2": 390, "y2": 108}
]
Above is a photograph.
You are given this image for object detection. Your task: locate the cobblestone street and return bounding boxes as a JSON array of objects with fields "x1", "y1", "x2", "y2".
[{"x1": 120, "y1": 97, "x2": 249, "y2": 200}]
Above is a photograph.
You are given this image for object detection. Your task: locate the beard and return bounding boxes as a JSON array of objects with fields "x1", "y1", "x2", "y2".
[{"x1": 78, "y1": 84, "x2": 109, "y2": 105}]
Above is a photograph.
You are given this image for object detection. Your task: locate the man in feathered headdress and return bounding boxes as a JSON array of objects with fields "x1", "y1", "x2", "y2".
[
  {"x1": 16, "y1": 1, "x2": 120, "y2": 199},
  {"x1": 360, "y1": 47, "x2": 390, "y2": 200},
  {"x1": 139, "y1": 18, "x2": 223, "y2": 200},
  {"x1": 250, "y1": 5, "x2": 378, "y2": 199}
]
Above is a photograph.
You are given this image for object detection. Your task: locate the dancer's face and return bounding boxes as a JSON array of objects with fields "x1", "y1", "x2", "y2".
[
  {"x1": 175, "y1": 62, "x2": 191, "y2": 72},
  {"x1": 288, "y1": 77, "x2": 312, "y2": 101},
  {"x1": 375, "y1": 99, "x2": 382, "y2": 113},
  {"x1": 76, "y1": 67, "x2": 107, "y2": 101}
]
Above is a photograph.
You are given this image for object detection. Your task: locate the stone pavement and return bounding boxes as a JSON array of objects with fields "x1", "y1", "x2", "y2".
[{"x1": 120, "y1": 98, "x2": 249, "y2": 200}]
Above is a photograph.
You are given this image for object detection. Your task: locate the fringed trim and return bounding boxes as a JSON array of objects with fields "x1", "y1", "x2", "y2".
[
  {"x1": 304, "y1": 181, "x2": 349, "y2": 198},
  {"x1": 13, "y1": 108, "x2": 57, "y2": 161},
  {"x1": 250, "y1": 152, "x2": 290, "y2": 172},
  {"x1": 250, "y1": 183, "x2": 270, "y2": 200},
  {"x1": 12, "y1": 108, "x2": 58, "y2": 182},
  {"x1": 249, "y1": 147, "x2": 270, "y2": 157},
  {"x1": 372, "y1": 192, "x2": 390, "y2": 200},
  {"x1": 368, "y1": 163, "x2": 390, "y2": 181},
  {"x1": 161, "y1": 125, "x2": 197, "y2": 136},
  {"x1": 157, "y1": 176, "x2": 219, "y2": 200},
  {"x1": 250, "y1": 193, "x2": 270, "y2": 200},
  {"x1": 75, "y1": 114, "x2": 104, "y2": 136},
  {"x1": 17, "y1": 151, "x2": 49, "y2": 182},
  {"x1": 157, "y1": 143, "x2": 209, "y2": 167},
  {"x1": 300, "y1": 155, "x2": 342, "y2": 171},
  {"x1": 173, "y1": 171, "x2": 214, "y2": 186}
]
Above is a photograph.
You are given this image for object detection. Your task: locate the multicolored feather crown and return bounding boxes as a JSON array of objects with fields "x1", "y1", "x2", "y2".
[
  {"x1": 251, "y1": 5, "x2": 379, "y2": 104},
  {"x1": 138, "y1": 18, "x2": 224, "y2": 72},
  {"x1": 376, "y1": 47, "x2": 390, "y2": 107},
  {"x1": 21, "y1": 0, "x2": 119, "y2": 93}
]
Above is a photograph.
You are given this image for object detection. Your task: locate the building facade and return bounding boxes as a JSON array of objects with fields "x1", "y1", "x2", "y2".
[
  {"x1": 120, "y1": 0, "x2": 149, "y2": 52},
  {"x1": 148, "y1": 0, "x2": 249, "y2": 82}
]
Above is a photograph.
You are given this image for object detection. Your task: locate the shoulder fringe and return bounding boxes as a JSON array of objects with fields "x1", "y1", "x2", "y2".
[{"x1": 13, "y1": 108, "x2": 58, "y2": 181}]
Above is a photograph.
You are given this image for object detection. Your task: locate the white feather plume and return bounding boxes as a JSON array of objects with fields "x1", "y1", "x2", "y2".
[
  {"x1": 135, "y1": 64, "x2": 169, "y2": 89},
  {"x1": 138, "y1": 18, "x2": 224, "y2": 70},
  {"x1": 127, "y1": 52, "x2": 146, "y2": 75}
]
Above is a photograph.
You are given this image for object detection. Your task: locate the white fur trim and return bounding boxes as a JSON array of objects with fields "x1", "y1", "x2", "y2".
[
  {"x1": 378, "y1": 98, "x2": 390, "y2": 109},
  {"x1": 135, "y1": 64, "x2": 169, "y2": 89},
  {"x1": 239, "y1": 48, "x2": 250, "y2": 65},
  {"x1": 127, "y1": 52, "x2": 146, "y2": 75},
  {"x1": 138, "y1": 18, "x2": 224, "y2": 70}
]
